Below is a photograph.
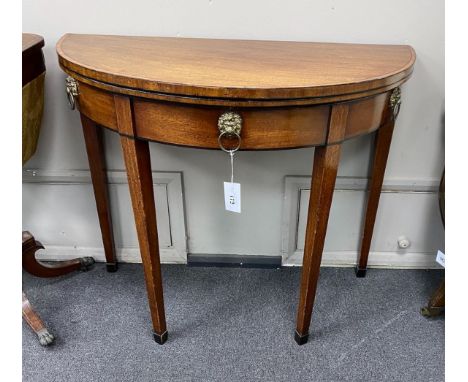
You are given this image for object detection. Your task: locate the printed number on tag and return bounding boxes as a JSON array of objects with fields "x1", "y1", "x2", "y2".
[
  {"x1": 224, "y1": 182, "x2": 241, "y2": 213},
  {"x1": 435, "y1": 250, "x2": 445, "y2": 268}
]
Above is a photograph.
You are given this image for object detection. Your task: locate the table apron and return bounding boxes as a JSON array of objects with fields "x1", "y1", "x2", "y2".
[{"x1": 77, "y1": 81, "x2": 389, "y2": 149}]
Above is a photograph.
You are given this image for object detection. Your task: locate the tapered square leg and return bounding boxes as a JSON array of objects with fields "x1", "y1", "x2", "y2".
[
  {"x1": 121, "y1": 135, "x2": 168, "y2": 343},
  {"x1": 295, "y1": 144, "x2": 342, "y2": 344},
  {"x1": 116, "y1": 96, "x2": 168, "y2": 343},
  {"x1": 356, "y1": 117, "x2": 395, "y2": 276},
  {"x1": 294, "y1": 105, "x2": 348, "y2": 345},
  {"x1": 80, "y1": 114, "x2": 118, "y2": 271}
]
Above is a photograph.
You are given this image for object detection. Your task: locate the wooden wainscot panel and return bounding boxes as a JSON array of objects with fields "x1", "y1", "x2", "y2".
[
  {"x1": 342, "y1": 92, "x2": 389, "y2": 142},
  {"x1": 133, "y1": 99, "x2": 330, "y2": 149},
  {"x1": 77, "y1": 82, "x2": 118, "y2": 131}
]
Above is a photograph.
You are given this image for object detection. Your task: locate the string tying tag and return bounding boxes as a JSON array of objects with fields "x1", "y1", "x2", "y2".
[
  {"x1": 230, "y1": 150, "x2": 234, "y2": 183},
  {"x1": 223, "y1": 149, "x2": 241, "y2": 213},
  {"x1": 218, "y1": 132, "x2": 241, "y2": 213}
]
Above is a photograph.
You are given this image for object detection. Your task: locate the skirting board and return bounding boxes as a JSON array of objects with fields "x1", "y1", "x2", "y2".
[
  {"x1": 34, "y1": 245, "x2": 441, "y2": 269},
  {"x1": 285, "y1": 250, "x2": 441, "y2": 269},
  {"x1": 35, "y1": 245, "x2": 186, "y2": 264}
]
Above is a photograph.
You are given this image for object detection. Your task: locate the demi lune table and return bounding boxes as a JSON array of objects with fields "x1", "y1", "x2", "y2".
[{"x1": 56, "y1": 34, "x2": 415, "y2": 345}]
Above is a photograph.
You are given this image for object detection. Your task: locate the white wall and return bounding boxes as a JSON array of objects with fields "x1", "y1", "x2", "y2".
[{"x1": 22, "y1": 0, "x2": 445, "y2": 267}]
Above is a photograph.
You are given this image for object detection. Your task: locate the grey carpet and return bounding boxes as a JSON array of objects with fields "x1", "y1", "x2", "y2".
[{"x1": 23, "y1": 264, "x2": 444, "y2": 382}]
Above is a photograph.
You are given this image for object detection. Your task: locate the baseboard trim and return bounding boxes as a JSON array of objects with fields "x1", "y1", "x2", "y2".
[
  {"x1": 35, "y1": 245, "x2": 187, "y2": 264},
  {"x1": 187, "y1": 254, "x2": 282, "y2": 269},
  {"x1": 34, "y1": 246, "x2": 441, "y2": 269},
  {"x1": 284, "y1": 250, "x2": 442, "y2": 269}
]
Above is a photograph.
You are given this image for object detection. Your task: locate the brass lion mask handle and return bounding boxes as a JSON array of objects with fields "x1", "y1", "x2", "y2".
[
  {"x1": 218, "y1": 111, "x2": 242, "y2": 136},
  {"x1": 217, "y1": 111, "x2": 242, "y2": 153},
  {"x1": 65, "y1": 76, "x2": 79, "y2": 110},
  {"x1": 390, "y1": 87, "x2": 401, "y2": 120}
]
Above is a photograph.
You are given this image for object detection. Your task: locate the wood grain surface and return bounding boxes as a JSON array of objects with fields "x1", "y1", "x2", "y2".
[
  {"x1": 295, "y1": 104, "x2": 348, "y2": 341},
  {"x1": 133, "y1": 99, "x2": 329, "y2": 149},
  {"x1": 75, "y1": 86, "x2": 388, "y2": 150},
  {"x1": 357, "y1": 116, "x2": 396, "y2": 272},
  {"x1": 80, "y1": 114, "x2": 118, "y2": 269},
  {"x1": 57, "y1": 34, "x2": 415, "y2": 100},
  {"x1": 116, "y1": 98, "x2": 167, "y2": 339},
  {"x1": 22, "y1": 33, "x2": 45, "y2": 87},
  {"x1": 23, "y1": 33, "x2": 44, "y2": 54}
]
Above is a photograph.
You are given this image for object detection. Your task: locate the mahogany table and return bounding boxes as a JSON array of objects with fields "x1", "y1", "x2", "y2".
[{"x1": 56, "y1": 34, "x2": 415, "y2": 345}]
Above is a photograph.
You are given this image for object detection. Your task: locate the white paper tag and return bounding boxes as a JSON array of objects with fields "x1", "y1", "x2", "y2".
[
  {"x1": 435, "y1": 250, "x2": 445, "y2": 268},
  {"x1": 224, "y1": 182, "x2": 241, "y2": 213}
]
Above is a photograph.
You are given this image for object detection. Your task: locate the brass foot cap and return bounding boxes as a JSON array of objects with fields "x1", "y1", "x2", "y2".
[
  {"x1": 294, "y1": 330, "x2": 309, "y2": 345},
  {"x1": 355, "y1": 267, "x2": 367, "y2": 278},
  {"x1": 153, "y1": 331, "x2": 168, "y2": 345},
  {"x1": 106, "y1": 263, "x2": 118, "y2": 272}
]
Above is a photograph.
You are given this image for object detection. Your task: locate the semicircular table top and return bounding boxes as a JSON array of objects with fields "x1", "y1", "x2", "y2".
[{"x1": 57, "y1": 34, "x2": 415, "y2": 100}]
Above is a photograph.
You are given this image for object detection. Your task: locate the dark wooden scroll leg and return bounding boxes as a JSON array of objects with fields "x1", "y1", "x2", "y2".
[
  {"x1": 80, "y1": 114, "x2": 118, "y2": 272},
  {"x1": 421, "y1": 280, "x2": 445, "y2": 317},
  {"x1": 295, "y1": 144, "x2": 342, "y2": 345},
  {"x1": 22, "y1": 292, "x2": 55, "y2": 346},
  {"x1": 120, "y1": 136, "x2": 168, "y2": 344},
  {"x1": 22, "y1": 231, "x2": 94, "y2": 277},
  {"x1": 355, "y1": 118, "x2": 395, "y2": 277}
]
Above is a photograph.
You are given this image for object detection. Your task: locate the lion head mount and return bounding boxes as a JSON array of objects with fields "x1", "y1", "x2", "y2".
[{"x1": 218, "y1": 112, "x2": 242, "y2": 136}]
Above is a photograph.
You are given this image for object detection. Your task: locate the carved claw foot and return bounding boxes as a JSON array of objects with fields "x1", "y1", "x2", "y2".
[
  {"x1": 420, "y1": 306, "x2": 444, "y2": 317},
  {"x1": 23, "y1": 231, "x2": 96, "y2": 277},
  {"x1": 79, "y1": 257, "x2": 95, "y2": 271},
  {"x1": 421, "y1": 280, "x2": 445, "y2": 318},
  {"x1": 37, "y1": 328, "x2": 55, "y2": 346}
]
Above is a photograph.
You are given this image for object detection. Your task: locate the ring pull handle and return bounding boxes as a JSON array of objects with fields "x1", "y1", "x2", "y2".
[
  {"x1": 65, "y1": 76, "x2": 79, "y2": 110},
  {"x1": 218, "y1": 131, "x2": 241, "y2": 153},
  {"x1": 217, "y1": 111, "x2": 242, "y2": 153}
]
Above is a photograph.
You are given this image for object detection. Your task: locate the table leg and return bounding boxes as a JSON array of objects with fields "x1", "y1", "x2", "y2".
[
  {"x1": 22, "y1": 292, "x2": 55, "y2": 346},
  {"x1": 356, "y1": 118, "x2": 395, "y2": 277},
  {"x1": 421, "y1": 279, "x2": 445, "y2": 317},
  {"x1": 120, "y1": 136, "x2": 168, "y2": 344},
  {"x1": 22, "y1": 231, "x2": 94, "y2": 277},
  {"x1": 295, "y1": 144, "x2": 342, "y2": 345},
  {"x1": 80, "y1": 114, "x2": 118, "y2": 272}
]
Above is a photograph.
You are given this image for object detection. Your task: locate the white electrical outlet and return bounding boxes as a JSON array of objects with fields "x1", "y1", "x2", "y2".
[{"x1": 398, "y1": 236, "x2": 411, "y2": 249}]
